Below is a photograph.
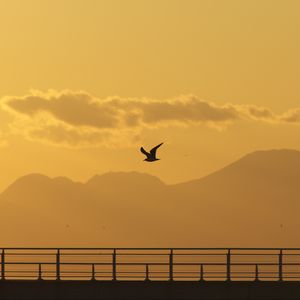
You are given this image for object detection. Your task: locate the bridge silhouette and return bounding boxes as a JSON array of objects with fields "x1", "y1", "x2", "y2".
[{"x1": 1, "y1": 247, "x2": 300, "y2": 299}]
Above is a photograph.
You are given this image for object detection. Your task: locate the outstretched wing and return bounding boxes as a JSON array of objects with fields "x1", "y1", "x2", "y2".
[
  {"x1": 140, "y1": 147, "x2": 150, "y2": 157},
  {"x1": 150, "y1": 142, "x2": 163, "y2": 157}
]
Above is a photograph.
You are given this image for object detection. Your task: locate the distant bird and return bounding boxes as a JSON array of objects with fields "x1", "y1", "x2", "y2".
[{"x1": 140, "y1": 143, "x2": 163, "y2": 162}]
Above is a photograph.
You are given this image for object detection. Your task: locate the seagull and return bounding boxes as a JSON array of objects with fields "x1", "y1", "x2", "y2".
[{"x1": 140, "y1": 143, "x2": 163, "y2": 162}]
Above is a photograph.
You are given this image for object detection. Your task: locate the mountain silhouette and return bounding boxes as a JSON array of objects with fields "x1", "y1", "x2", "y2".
[
  {"x1": 1, "y1": 149, "x2": 300, "y2": 247},
  {"x1": 86, "y1": 171, "x2": 165, "y2": 196},
  {"x1": 173, "y1": 149, "x2": 300, "y2": 204}
]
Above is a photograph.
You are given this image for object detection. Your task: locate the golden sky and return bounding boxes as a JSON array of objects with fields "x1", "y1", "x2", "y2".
[{"x1": 0, "y1": 0, "x2": 300, "y2": 191}]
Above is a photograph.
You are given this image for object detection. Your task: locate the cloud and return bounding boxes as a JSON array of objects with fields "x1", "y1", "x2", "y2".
[
  {"x1": 238, "y1": 105, "x2": 278, "y2": 122},
  {"x1": 4, "y1": 91, "x2": 242, "y2": 129},
  {"x1": 4, "y1": 90, "x2": 120, "y2": 129},
  {"x1": 6, "y1": 111, "x2": 140, "y2": 148},
  {"x1": 27, "y1": 125, "x2": 140, "y2": 148},
  {"x1": 280, "y1": 108, "x2": 300, "y2": 123},
  {"x1": 1, "y1": 90, "x2": 300, "y2": 148}
]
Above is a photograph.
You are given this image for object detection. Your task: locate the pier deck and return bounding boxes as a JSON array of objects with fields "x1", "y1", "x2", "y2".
[{"x1": 0, "y1": 247, "x2": 300, "y2": 299}]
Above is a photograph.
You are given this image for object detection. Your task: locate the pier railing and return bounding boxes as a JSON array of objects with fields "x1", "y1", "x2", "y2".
[{"x1": 1, "y1": 248, "x2": 300, "y2": 281}]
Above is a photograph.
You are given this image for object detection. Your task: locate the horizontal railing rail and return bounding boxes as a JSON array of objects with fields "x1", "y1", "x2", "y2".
[{"x1": 1, "y1": 248, "x2": 300, "y2": 281}]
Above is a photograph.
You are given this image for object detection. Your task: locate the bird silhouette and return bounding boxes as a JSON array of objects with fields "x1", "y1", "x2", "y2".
[{"x1": 140, "y1": 143, "x2": 163, "y2": 162}]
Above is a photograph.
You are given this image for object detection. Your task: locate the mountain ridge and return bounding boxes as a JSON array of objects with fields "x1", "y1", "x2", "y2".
[
  {"x1": 3, "y1": 149, "x2": 300, "y2": 192},
  {"x1": 1, "y1": 148, "x2": 300, "y2": 247}
]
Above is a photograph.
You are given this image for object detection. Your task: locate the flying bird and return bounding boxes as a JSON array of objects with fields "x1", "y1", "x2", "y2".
[{"x1": 140, "y1": 143, "x2": 163, "y2": 162}]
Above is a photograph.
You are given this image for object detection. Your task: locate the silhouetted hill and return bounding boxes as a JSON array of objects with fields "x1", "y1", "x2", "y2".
[
  {"x1": 173, "y1": 149, "x2": 300, "y2": 204},
  {"x1": 1, "y1": 173, "x2": 83, "y2": 201},
  {"x1": 87, "y1": 171, "x2": 165, "y2": 196},
  {"x1": 87, "y1": 171, "x2": 164, "y2": 187},
  {"x1": 1, "y1": 149, "x2": 300, "y2": 247},
  {"x1": 184, "y1": 149, "x2": 300, "y2": 186}
]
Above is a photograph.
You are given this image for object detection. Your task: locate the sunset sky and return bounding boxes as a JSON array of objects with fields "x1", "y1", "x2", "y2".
[{"x1": 1, "y1": 0, "x2": 300, "y2": 191}]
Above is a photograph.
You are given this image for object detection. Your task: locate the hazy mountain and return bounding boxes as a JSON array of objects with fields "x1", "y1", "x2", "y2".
[
  {"x1": 172, "y1": 149, "x2": 300, "y2": 208},
  {"x1": 1, "y1": 149, "x2": 300, "y2": 247}
]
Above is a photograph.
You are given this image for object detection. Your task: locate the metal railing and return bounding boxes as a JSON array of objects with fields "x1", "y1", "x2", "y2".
[{"x1": 1, "y1": 248, "x2": 300, "y2": 281}]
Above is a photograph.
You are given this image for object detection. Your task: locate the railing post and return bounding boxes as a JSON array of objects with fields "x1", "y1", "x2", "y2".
[
  {"x1": 91, "y1": 264, "x2": 96, "y2": 281},
  {"x1": 169, "y1": 249, "x2": 173, "y2": 281},
  {"x1": 112, "y1": 249, "x2": 117, "y2": 281},
  {"x1": 38, "y1": 263, "x2": 42, "y2": 280},
  {"x1": 56, "y1": 249, "x2": 60, "y2": 280},
  {"x1": 255, "y1": 264, "x2": 259, "y2": 281},
  {"x1": 145, "y1": 264, "x2": 149, "y2": 281},
  {"x1": 226, "y1": 249, "x2": 231, "y2": 281},
  {"x1": 279, "y1": 249, "x2": 283, "y2": 281},
  {"x1": 199, "y1": 264, "x2": 204, "y2": 281},
  {"x1": 1, "y1": 249, "x2": 5, "y2": 281}
]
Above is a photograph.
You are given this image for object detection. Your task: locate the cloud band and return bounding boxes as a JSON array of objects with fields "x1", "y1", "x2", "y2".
[{"x1": 0, "y1": 90, "x2": 298, "y2": 147}]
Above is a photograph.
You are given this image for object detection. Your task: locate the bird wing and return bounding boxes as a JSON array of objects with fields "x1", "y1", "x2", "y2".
[
  {"x1": 140, "y1": 147, "x2": 150, "y2": 157},
  {"x1": 150, "y1": 143, "x2": 163, "y2": 157}
]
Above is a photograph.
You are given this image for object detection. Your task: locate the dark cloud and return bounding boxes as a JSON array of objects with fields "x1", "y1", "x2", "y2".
[
  {"x1": 280, "y1": 109, "x2": 300, "y2": 123},
  {"x1": 6, "y1": 91, "x2": 119, "y2": 129},
  {"x1": 3, "y1": 91, "x2": 241, "y2": 130},
  {"x1": 28, "y1": 125, "x2": 139, "y2": 148},
  {"x1": 242, "y1": 105, "x2": 276, "y2": 121},
  {"x1": 2, "y1": 90, "x2": 300, "y2": 147}
]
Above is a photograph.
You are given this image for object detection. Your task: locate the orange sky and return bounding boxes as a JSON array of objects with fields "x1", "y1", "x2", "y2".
[{"x1": 0, "y1": 0, "x2": 300, "y2": 191}]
